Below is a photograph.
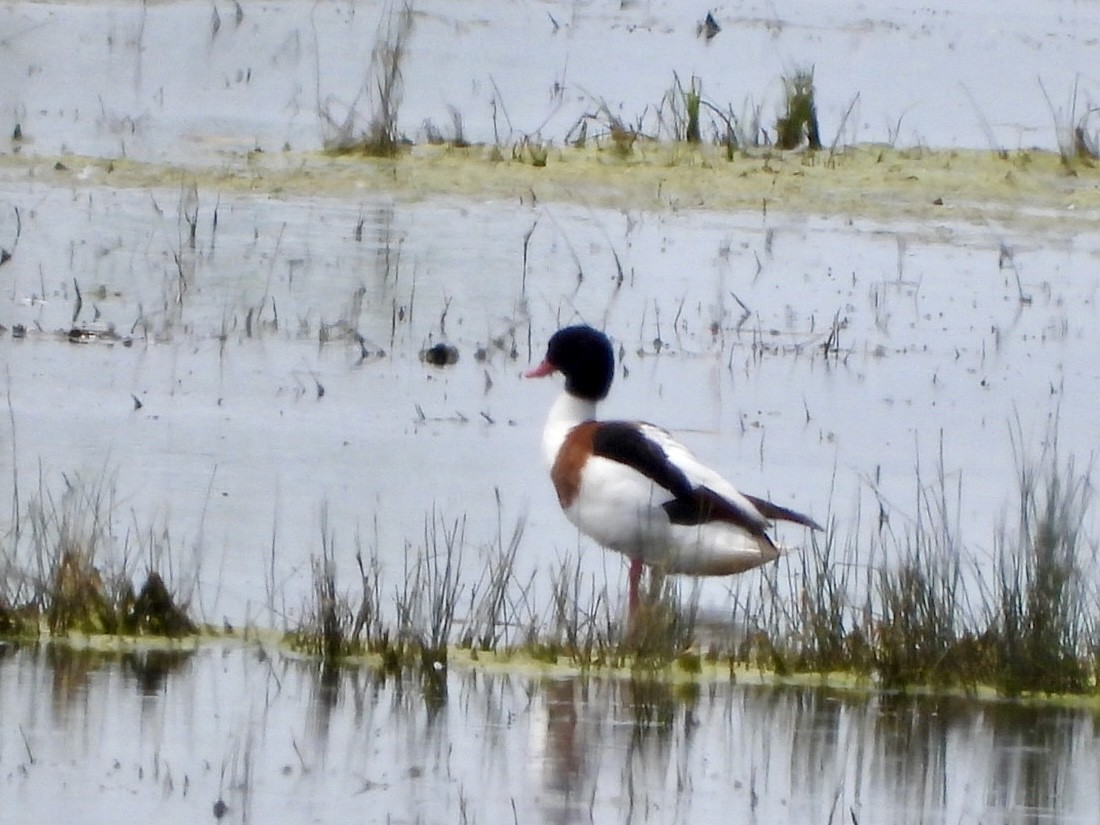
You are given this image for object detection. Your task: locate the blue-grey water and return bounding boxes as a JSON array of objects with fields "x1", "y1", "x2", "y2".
[
  {"x1": 2, "y1": 2, "x2": 1099, "y2": 822},
  {"x1": 2, "y1": 643, "x2": 1098, "y2": 824}
]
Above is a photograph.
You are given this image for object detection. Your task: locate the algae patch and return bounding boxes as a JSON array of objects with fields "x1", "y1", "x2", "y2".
[{"x1": 2, "y1": 144, "x2": 1098, "y2": 232}]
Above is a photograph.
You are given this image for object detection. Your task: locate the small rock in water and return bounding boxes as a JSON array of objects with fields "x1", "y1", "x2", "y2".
[
  {"x1": 421, "y1": 342, "x2": 459, "y2": 366},
  {"x1": 66, "y1": 325, "x2": 124, "y2": 344},
  {"x1": 698, "y1": 12, "x2": 720, "y2": 40}
]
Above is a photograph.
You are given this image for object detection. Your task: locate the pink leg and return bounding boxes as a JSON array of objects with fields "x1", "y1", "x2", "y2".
[{"x1": 628, "y1": 558, "x2": 643, "y2": 617}]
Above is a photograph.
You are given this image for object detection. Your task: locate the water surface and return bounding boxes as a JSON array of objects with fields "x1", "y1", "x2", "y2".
[
  {"x1": 2, "y1": 2, "x2": 1099, "y2": 822},
  {"x1": 3, "y1": 643, "x2": 1098, "y2": 824}
]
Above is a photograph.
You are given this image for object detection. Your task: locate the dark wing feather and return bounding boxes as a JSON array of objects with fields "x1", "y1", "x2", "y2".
[
  {"x1": 743, "y1": 494, "x2": 822, "y2": 531},
  {"x1": 662, "y1": 486, "x2": 771, "y2": 537},
  {"x1": 591, "y1": 422, "x2": 770, "y2": 536}
]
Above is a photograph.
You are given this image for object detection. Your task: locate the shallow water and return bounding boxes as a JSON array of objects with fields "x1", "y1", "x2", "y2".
[
  {"x1": 0, "y1": 175, "x2": 1096, "y2": 625},
  {"x1": 2, "y1": 642, "x2": 1099, "y2": 824},
  {"x1": 3, "y1": 0, "x2": 1099, "y2": 160}
]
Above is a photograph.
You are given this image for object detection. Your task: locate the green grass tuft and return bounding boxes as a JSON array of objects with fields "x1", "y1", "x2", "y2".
[
  {"x1": 985, "y1": 449, "x2": 1094, "y2": 695},
  {"x1": 776, "y1": 68, "x2": 822, "y2": 150}
]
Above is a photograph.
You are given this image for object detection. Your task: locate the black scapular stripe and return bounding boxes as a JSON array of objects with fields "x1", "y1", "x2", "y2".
[
  {"x1": 591, "y1": 423, "x2": 769, "y2": 536},
  {"x1": 590, "y1": 422, "x2": 695, "y2": 500}
]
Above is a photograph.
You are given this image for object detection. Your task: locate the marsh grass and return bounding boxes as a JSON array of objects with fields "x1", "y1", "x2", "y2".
[
  {"x1": 1040, "y1": 77, "x2": 1100, "y2": 170},
  {"x1": 0, "y1": 596, "x2": 24, "y2": 635},
  {"x1": 684, "y1": 81, "x2": 702, "y2": 144},
  {"x1": 565, "y1": 74, "x2": 785, "y2": 161},
  {"x1": 776, "y1": 68, "x2": 822, "y2": 151},
  {"x1": 761, "y1": 441, "x2": 1098, "y2": 696},
  {"x1": 461, "y1": 510, "x2": 530, "y2": 652},
  {"x1": 869, "y1": 457, "x2": 973, "y2": 690},
  {"x1": 984, "y1": 446, "x2": 1095, "y2": 695},
  {"x1": 541, "y1": 555, "x2": 618, "y2": 666},
  {"x1": 4, "y1": 450, "x2": 1096, "y2": 699},
  {"x1": 286, "y1": 513, "x2": 360, "y2": 660},
  {"x1": 873, "y1": 539, "x2": 968, "y2": 690},
  {"x1": 121, "y1": 571, "x2": 196, "y2": 636},
  {"x1": 528, "y1": 559, "x2": 703, "y2": 670},
  {"x1": 403, "y1": 512, "x2": 465, "y2": 667},
  {"x1": 659, "y1": 74, "x2": 703, "y2": 144},
  {"x1": 423, "y1": 105, "x2": 470, "y2": 149},
  {"x1": 566, "y1": 101, "x2": 642, "y2": 159},
  {"x1": 624, "y1": 571, "x2": 701, "y2": 667},
  {"x1": 287, "y1": 511, "x2": 464, "y2": 676},
  {"x1": 1, "y1": 473, "x2": 196, "y2": 638},
  {"x1": 516, "y1": 136, "x2": 549, "y2": 167},
  {"x1": 323, "y1": 3, "x2": 414, "y2": 156},
  {"x1": 791, "y1": 521, "x2": 865, "y2": 673}
]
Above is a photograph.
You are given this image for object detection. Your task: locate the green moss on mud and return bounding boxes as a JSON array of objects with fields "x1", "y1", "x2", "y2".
[{"x1": 2, "y1": 142, "x2": 1098, "y2": 234}]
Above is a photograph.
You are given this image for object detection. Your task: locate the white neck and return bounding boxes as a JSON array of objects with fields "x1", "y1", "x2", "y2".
[{"x1": 542, "y1": 391, "x2": 598, "y2": 466}]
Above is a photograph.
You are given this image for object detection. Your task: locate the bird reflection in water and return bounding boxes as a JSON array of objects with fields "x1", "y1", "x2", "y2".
[
  {"x1": 529, "y1": 676, "x2": 699, "y2": 823},
  {"x1": 529, "y1": 679, "x2": 593, "y2": 823}
]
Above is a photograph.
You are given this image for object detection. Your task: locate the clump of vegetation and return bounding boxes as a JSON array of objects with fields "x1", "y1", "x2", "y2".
[
  {"x1": 1040, "y1": 78, "x2": 1100, "y2": 171},
  {"x1": 1072, "y1": 120, "x2": 1099, "y2": 163},
  {"x1": 0, "y1": 595, "x2": 33, "y2": 636},
  {"x1": 521, "y1": 558, "x2": 700, "y2": 671},
  {"x1": 790, "y1": 522, "x2": 866, "y2": 673},
  {"x1": 398, "y1": 513, "x2": 465, "y2": 669},
  {"x1": 775, "y1": 67, "x2": 822, "y2": 150},
  {"x1": 45, "y1": 550, "x2": 116, "y2": 634},
  {"x1": 0, "y1": 474, "x2": 197, "y2": 639},
  {"x1": 567, "y1": 101, "x2": 642, "y2": 159},
  {"x1": 423, "y1": 105, "x2": 470, "y2": 148},
  {"x1": 866, "y1": 462, "x2": 974, "y2": 690},
  {"x1": 285, "y1": 521, "x2": 361, "y2": 661},
  {"x1": 539, "y1": 555, "x2": 618, "y2": 666},
  {"x1": 730, "y1": 439, "x2": 1097, "y2": 697},
  {"x1": 121, "y1": 571, "x2": 197, "y2": 636},
  {"x1": 684, "y1": 81, "x2": 702, "y2": 144},
  {"x1": 516, "y1": 136, "x2": 549, "y2": 167},
  {"x1": 660, "y1": 74, "x2": 703, "y2": 144},
  {"x1": 873, "y1": 546, "x2": 967, "y2": 690},
  {"x1": 607, "y1": 120, "x2": 638, "y2": 158},
  {"x1": 323, "y1": 3, "x2": 414, "y2": 156},
  {"x1": 460, "y1": 510, "x2": 529, "y2": 652},
  {"x1": 44, "y1": 555, "x2": 197, "y2": 639},
  {"x1": 286, "y1": 510, "x2": 467, "y2": 693},
  {"x1": 623, "y1": 571, "x2": 700, "y2": 666},
  {"x1": 984, "y1": 449, "x2": 1094, "y2": 695}
]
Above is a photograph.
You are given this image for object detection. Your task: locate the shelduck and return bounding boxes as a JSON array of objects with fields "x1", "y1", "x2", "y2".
[{"x1": 526, "y1": 325, "x2": 820, "y2": 612}]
